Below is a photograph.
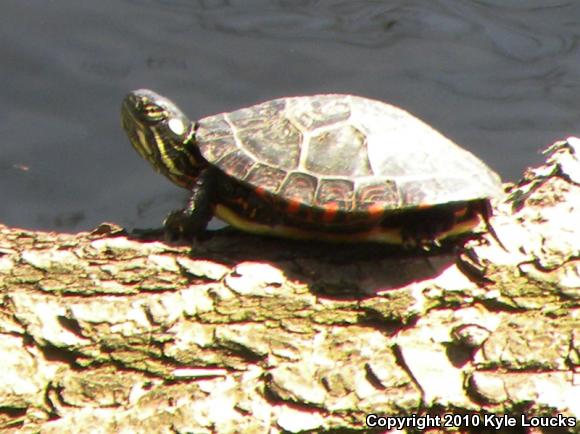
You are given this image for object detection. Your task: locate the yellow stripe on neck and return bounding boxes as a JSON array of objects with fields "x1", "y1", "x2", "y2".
[{"x1": 154, "y1": 130, "x2": 180, "y2": 177}]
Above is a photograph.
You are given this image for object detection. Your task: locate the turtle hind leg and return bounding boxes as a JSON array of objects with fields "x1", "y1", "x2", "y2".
[
  {"x1": 397, "y1": 206, "x2": 457, "y2": 250},
  {"x1": 164, "y1": 168, "x2": 216, "y2": 241},
  {"x1": 396, "y1": 201, "x2": 507, "y2": 251}
]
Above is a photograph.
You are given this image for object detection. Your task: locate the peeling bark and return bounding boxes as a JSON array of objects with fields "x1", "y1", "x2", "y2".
[{"x1": 0, "y1": 139, "x2": 579, "y2": 433}]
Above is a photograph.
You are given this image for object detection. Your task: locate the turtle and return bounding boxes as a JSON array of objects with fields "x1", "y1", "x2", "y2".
[{"x1": 121, "y1": 89, "x2": 503, "y2": 247}]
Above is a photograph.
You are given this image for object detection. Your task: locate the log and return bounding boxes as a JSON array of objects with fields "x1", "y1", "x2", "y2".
[{"x1": 0, "y1": 138, "x2": 578, "y2": 433}]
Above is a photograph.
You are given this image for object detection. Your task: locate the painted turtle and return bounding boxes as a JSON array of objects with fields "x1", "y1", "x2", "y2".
[{"x1": 121, "y1": 90, "x2": 503, "y2": 246}]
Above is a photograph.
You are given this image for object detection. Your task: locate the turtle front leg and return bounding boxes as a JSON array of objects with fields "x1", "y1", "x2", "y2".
[{"x1": 164, "y1": 168, "x2": 216, "y2": 241}]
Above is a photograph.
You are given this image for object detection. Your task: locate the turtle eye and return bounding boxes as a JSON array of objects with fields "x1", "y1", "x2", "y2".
[{"x1": 141, "y1": 102, "x2": 167, "y2": 121}]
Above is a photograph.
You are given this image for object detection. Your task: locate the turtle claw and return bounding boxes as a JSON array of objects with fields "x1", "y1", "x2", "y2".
[
  {"x1": 400, "y1": 232, "x2": 443, "y2": 252},
  {"x1": 163, "y1": 209, "x2": 210, "y2": 242},
  {"x1": 163, "y1": 210, "x2": 189, "y2": 241}
]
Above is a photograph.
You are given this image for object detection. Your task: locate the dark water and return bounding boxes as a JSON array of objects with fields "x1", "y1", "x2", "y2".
[{"x1": 2, "y1": 0, "x2": 580, "y2": 232}]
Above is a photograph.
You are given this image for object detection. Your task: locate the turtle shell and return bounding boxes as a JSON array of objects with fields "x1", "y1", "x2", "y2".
[{"x1": 195, "y1": 94, "x2": 502, "y2": 213}]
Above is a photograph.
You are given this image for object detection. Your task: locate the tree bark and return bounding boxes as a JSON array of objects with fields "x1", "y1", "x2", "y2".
[{"x1": 0, "y1": 138, "x2": 579, "y2": 433}]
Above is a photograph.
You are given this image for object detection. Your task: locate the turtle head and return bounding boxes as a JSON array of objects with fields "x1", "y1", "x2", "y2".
[{"x1": 121, "y1": 89, "x2": 203, "y2": 189}]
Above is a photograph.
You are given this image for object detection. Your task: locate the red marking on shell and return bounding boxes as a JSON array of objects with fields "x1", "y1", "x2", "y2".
[
  {"x1": 254, "y1": 186, "x2": 267, "y2": 197},
  {"x1": 322, "y1": 203, "x2": 340, "y2": 223},
  {"x1": 280, "y1": 172, "x2": 318, "y2": 205},
  {"x1": 355, "y1": 181, "x2": 399, "y2": 209},
  {"x1": 245, "y1": 164, "x2": 287, "y2": 194},
  {"x1": 287, "y1": 199, "x2": 302, "y2": 214},
  {"x1": 317, "y1": 179, "x2": 354, "y2": 210},
  {"x1": 367, "y1": 203, "x2": 386, "y2": 219}
]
